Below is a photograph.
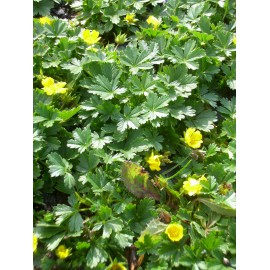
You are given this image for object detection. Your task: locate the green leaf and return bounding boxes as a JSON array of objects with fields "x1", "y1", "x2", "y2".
[
  {"x1": 158, "y1": 65, "x2": 197, "y2": 98},
  {"x1": 114, "y1": 231, "x2": 134, "y2": 248},
  {"x1": 135, "y1": 233, "x2": 160, "y2": 255},
  {"x1": 166, "y1": 40, "x2": 205, "y2": 70},
  {"x1": 33, "y1": 42, "x2": 50, "y2": 57},
  {"x1": 143, "y1": 129, "x2": 164, "y2": 151},
  {"x1": 197, "y1": 198, "x2": 236, "y2": 217},
  {"x1": 124, "y1": 198, "x2": 158, "y2": 233},
  {"x1": 34, "y1": 104, "x2": 61, "y2": 128},
  {"x1": 83, "y1": 71, "x2": 126, "y2": 100},
  {"x1": 80, "y1": 170, "x2": 113, "y2": 195},
  {"x1": 86, "y1": 245, "x2": 108, "y2": 268},
  {"x1": 199, "y1": 15, "x2": 211, "y2": 33},
  {"x1": 221, "y1": 118, "x2": 236, "y2": 139},
  {"x1": 199, "y1": 86, "x2": 219, "y2": 107},
  {"x1": 67, "y1": 127, "x2": 92, "y2": 153},
  {"x1": 159, "y1": 241, "x2": 182, "y2": 265},
  {"x1": 142, "y1": 93, "x2": 170, "y2": 123},
  {"x1": 217, "y1": 97, "x2": 236, "y2": 118},
  {"x1": 47, "y1": 152, "x2": 72, "y2": 177},
  {"x1": 139, "y1": 218, "x2": 167, "y2": 237},
  {"x1": 45, "y1": 19, "x2": 68, "y2": 38},
  {"x1": 54, "y1": 204, "x2": 73, "y2": 225},
  {"x1": 201, "y1": 231, "x2": 223, "y2": 251},
  {"x1": 206, "y1": 143, "x2": 220, "y2": 158},
  {"x1": 76, "y1": 241, "x2": 90, "y2": 250},
  {"x1": 33, "y1": 0, "x2": 54, "y2": 16},
  {"x1": 64, "y1": 172, "x2": 76, "y2": 189},
  {"x1": 119, "y1": 41, "x2": 164, "y2": 74},
  {"x1": 121, "y1": 162, "x2": 161, "y2": 201},
  {"x1": 58, "y1": 106, "x2": 81, "y2": 122},
  {"x1": 213, "y1": 30, "x2": 235, "y2": 57},
  {"x1": 170, "y1": 105, "x2": 196, "y2": 121},
  {"x1": 129, "y1": 72, "x2": 156, "y2": 96},
  {"x1": 91, "y1": 132, "x2": 113, "y2": 149},
  {"x1": 206, "y1": 259, "x2": 233, "y2": 270},
  {"x1": 207, "y1": 163, "x2": 227, "y2": 182},
  {"x1": 187, "y1": 3, "x2": 205, "y2": 20},
  {"x1": 35, "y1": 222, "x2": 65, "y2": 239},
  {"x1": 76, "y1": 151, "x2": 99, "y2": 173},
  {"x1": 117, "y1": 105, "x2": 142, "y2": 132},
  {"x1": 42, "y1": 55, "x2": 61, "y2": 69},
  {"x1": 68, "y1": 212, "x2": 83, "y2": 232},
  {"x1": 198, "y1": 59, "x2": 220, "y2": 83},
  {"x1": 110, "y1": 14, "x2": 120, "y2": 24},
  {"x1": 102, "y1": 218, "x2": 123, "y2": 238},
  {"x1": 112, "y1": 130, "x2": 150, "y2": 159},
  {"x1": 45, "y1": 232, "x2": 65, "y2": 251},
  {"x1": 192, "y1": 31, "x2": 214, "y2": 43},
  {"x1": 61, "y1": 58, "x2": 84, "y2": 75},
  {"x1": 185, "y1": 109, "x2": 217, "y2": 132},
  {"x1": 222, "y1": 61, "x2": 236, "y2": 90}
]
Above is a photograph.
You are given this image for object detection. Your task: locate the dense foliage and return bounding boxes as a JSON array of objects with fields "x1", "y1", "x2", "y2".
[{"x1": 33, "y1": 0, "x2": 236, "y2": 269}]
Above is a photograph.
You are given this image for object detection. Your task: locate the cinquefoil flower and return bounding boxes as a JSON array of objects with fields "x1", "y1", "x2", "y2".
[
  {"x1": 184, "y1": 128, "x2": 203, "y2": 149},
  {"x1": 33, "y1": 234, "x2": 38, "y2": 253},
  {"x1": 182, "y1": 177, "x2": 202, "y2": 196},
  {"x1": 82, "y1": 29, "x2": 101, "y2": 45},
  {"x1": 146, "y1": 15, "x2": 161, "y2": 29},
  {"x1": 146, "y1": 151, "x2": 162, "y2": 171},
  {"x1": 124, "y1": 14, "x2": 138, "y2": 24},
  {"x1": 41, "y1": 77, "x2": 67, "y2": 95},
  {"x1": 55, "y1": 245, "x2": 71, "y2": 259},
  {"x1": 165, "y1": 223, "x2": 184, "y2": 242},
  {"x1": 233, "y1": 35, "x2": 236, "y2": 45},
  {"x1": 107, "y1": 261, "x2": 127, "y2": 270},
  {"x1": 39, "y1": 17, "x2": 53, "y2": 25}
]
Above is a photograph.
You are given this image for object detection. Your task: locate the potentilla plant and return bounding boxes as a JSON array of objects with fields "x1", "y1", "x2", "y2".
[{"x1": 33, "y1": 0, "x2": 236, "y2": 269}]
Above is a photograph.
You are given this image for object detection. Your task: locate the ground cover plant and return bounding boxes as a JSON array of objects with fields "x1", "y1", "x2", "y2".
[{"x1": 33, "y1": 0, "x2": 236, "y2": 269}]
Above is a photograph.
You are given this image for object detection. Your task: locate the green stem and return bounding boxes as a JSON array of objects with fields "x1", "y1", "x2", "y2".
[
  {"x1": 79, "y1": 208, "x2": 90, "y2": 212},
  {"x1": 164, "y1": 159, "x2": 192, "y2": 181},
  {"x1": 162, "y1": 157, "x2": 189, "y2": 175},
  {"x1": 223, "y1": 0, "x2": 230, "y2": 20}
]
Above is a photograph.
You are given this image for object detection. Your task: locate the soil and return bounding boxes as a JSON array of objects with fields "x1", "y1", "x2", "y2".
[{"x1": 50, "y1": 1, "x2": 77, "y2": 19}]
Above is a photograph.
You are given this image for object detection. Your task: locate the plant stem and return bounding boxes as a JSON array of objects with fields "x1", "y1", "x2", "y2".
[{"x1": 164, "y1": 159, "x2": 192, "y2": 181}]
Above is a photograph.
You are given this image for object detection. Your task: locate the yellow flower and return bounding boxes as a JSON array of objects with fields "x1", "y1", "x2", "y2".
[
  {"x1": 184, "y1": 128, "x2": 203, "y2": 149},
  {"x1": 182, "y1": 177, "x2": 202, "y2": 196},
  {"x1": 55, "y1": 245, "x2": 71, "y2": 259},
  {"x1": 146, "y1": 151, "x2": 162, "y2": 171},
  {"x1": 41, "y1": 77, "x2": 68, "y2": 95},
  {"x1": 33, "y1": 234, "x2": 38, "y2": 253},
  {"x1": 82, "y1": 29, "x2": 101, "y2": 45},
  {"x1": 39, "y1": 17, "x2": 53, "y2": 25},
  {"x1": 146, "y1": 15, "x2": 161, "y2": 30},
  {"x1": 165, "y1": 223, "x2": 184, "y2": 242},
  {"x1": 198, "y1": 175, "x2": 208, "y2": 182},
  {"x1": 233, "y1": 35, "x2": 236, "y2": 45},
  {"x1": 124, "y1": 13, "x2": 138, "y2": 24},
  {"x1": 108, "y1": 262, "x2": 127, "y2": 270}
]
